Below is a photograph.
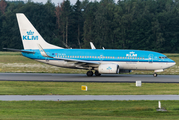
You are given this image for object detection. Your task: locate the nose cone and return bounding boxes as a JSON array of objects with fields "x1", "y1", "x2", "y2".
[
  {"x1": 169, "y1": 59, "x2": 176, "y2": 67},
  {"x1": 172, "y1": 61, "x2": 176, "y2": 66}
]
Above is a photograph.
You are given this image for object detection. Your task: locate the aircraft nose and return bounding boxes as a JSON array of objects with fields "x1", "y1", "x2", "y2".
[
  {"x1": 173, "y1": 62, "x2": 176, "y2": 66},
  {"x1": 170, "y1": 60, "x2": 176, "y2": 67}
]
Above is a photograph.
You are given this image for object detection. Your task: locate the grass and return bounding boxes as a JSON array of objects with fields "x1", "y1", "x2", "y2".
[
  {"x1": 0, "y1": 52, "x2": 87, "y2": 73},
  {"x1": 0, "y1": 100, "x2": 179, "y2": 119},
  {"x1": 0, "y1": 81, "x2": 179, "y2": 95},
  {"x1": 0, "y1": 52, "x2": 178, "y2": 75}
]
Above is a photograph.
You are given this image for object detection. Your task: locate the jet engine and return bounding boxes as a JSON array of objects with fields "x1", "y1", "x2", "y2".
[{"x1": 98, "y1": 63, "x2": 119, "y2": 74}]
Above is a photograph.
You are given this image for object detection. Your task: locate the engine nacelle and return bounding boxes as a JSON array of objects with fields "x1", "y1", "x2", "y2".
[
  {"x1": 98, "y1": 64, "x2": 119, "y2": 74},
  {"x1": 119, "y1": 69, "x2": 131, "y2": 73}
]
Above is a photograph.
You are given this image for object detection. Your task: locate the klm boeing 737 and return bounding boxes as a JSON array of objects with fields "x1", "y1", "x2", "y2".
[{"x1": 8, "y1": 13, "x2": 176, "y2": 77}]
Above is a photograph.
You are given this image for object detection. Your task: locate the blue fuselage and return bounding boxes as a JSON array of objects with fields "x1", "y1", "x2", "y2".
[{"x1": 22, "y1": 49, "x2": 175, "y2": 63}]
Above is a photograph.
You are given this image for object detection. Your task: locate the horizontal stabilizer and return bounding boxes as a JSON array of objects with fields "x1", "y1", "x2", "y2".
[{"x1": 3, "y1": 48, "x2": 35, "y2": 53}]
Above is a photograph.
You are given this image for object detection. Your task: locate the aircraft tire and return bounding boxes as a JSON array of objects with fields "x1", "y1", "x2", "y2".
[
  {"x1": 153, "y1": 73, "x2": 157, "y2": 77},
  {"x1": 95, "y1": 71, "x2": 101, "y2": 76},
  {"x1": 87, "y1": 71, "x2": 93, "y2": 77}
]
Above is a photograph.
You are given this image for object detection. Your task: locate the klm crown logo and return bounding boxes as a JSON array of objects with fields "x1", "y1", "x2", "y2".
[
  {"x1": 23, "y1": 30, "x2": 38, "y2": 40},
  {"x1": 107, "y1": 67, "x2": 112, "y2": 70},
  {"x1": 27, "y1": 30, "x2": 34, "y2": 35}
]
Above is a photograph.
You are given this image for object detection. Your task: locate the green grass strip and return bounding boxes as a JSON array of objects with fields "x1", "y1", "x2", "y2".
[
  {"x1": 0, "y1": 100, "x2": 178, "y2": 119},
  {"x1": 0, "y1": 81, "x2": 179, "y2": 95}
]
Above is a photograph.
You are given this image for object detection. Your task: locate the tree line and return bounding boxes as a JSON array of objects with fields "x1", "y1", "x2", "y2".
[{"x1": 0, "y1": 0, "x2": 179, "y2": 53}]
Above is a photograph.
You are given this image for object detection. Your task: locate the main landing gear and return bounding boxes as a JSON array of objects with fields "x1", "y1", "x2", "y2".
[
  {"x1": 95, "y1": 70, "x2": 101, "y2": 76},
  {"x1": 86, "y1": 70, "x2": 101, "y2": 77},
  {"x1": 86, "y1": 71, "x2": 93, "y2": 77},
  {"x1": 153, "y1": 73, "x2": 157, "y2": 77}
]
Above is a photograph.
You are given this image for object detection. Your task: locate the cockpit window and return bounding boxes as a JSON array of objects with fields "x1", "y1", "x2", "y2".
[{"x1": 159, "y1": 56, "x2": 168, "y2": 59}]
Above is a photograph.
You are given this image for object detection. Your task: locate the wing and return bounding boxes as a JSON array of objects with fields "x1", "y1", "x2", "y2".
[{"x1": 37, "y1": 44, "x2": 100, "y2": 68}]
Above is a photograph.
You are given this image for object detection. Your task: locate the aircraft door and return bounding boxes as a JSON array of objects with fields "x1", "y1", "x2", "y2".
[{"x1": 99, "y1": 55, "x2": 104, "y2": 61}]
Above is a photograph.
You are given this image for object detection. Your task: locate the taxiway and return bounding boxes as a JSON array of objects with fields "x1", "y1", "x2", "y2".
[{"x1": 0, "y1": 73, "x2": 178, "y2": 83}]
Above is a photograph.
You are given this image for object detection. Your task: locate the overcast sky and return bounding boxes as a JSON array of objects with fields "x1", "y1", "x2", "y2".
[{"x1": 32, "y1": 0, "x2": 96, "y2": 5}]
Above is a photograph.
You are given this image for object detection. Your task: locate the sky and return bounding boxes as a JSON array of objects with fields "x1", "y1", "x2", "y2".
[{"x1": 31, "y1": 0, "x2": 95, "y2": 5}]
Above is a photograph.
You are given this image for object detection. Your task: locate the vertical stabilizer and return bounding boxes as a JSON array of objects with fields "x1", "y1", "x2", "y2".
[{"x1": 16, "y1": 13, "x2": 63, "y2": 50}]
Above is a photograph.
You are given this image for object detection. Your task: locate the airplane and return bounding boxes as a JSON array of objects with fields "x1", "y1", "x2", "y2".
[{"x1": 5, "y1": 13, "x2": 176, "y2": 77}]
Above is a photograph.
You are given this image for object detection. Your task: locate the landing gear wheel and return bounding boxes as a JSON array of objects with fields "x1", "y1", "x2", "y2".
[
  {"x1": 86, "y1": 71, "x2": 93, "y2": 77},
  {"x1": 153, "y1": 73, "x2": 157, "y2": 77},
  {"x1": 95, "y1": 71, "x2": 101, "y2": 76}
]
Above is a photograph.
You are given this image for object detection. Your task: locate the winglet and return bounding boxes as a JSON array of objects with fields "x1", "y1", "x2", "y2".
[{"x1": 90, "y1": 42, "x2": 96, "y2": 49}]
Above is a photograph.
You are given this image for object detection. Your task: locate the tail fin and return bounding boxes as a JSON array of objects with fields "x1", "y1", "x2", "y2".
[{"x1": 16, "y1": 13, "x2": 63, "y2": 50}]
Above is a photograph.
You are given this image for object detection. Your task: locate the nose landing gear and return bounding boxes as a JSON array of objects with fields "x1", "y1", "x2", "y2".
[{"x1": 153, "y1": 73, "x2": 157, "y2": 77}]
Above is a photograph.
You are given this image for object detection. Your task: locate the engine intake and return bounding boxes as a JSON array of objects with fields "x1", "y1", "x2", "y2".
[{"x1": 98, "y1": 64, "x2": 119, "y2": 74}]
